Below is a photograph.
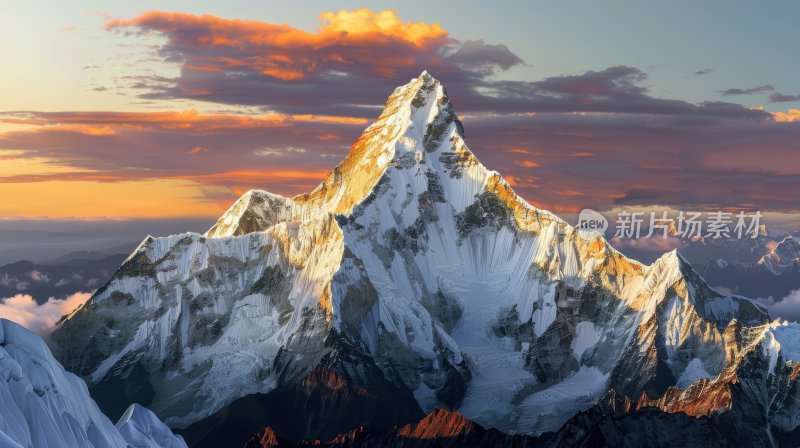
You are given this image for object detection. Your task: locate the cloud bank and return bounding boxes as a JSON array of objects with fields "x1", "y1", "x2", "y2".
[
  {"x1": 0, "y1": 292, "x2": 91, "y2": 335},
  {"x1": 759, "y1": 289, "x2": 800, "y2": 322}
]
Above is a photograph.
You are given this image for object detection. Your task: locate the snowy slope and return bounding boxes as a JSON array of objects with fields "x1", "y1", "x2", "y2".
[
  {"x1": 768, "y1": 320, "x2": 800, "y2": 362},
  {"x1": 0, "y1": 318, "x2": 186, "y2": 448},
  {"x1": 51, "y1": 72, "x2": 799, "y2": 440},
  {"x1": 116, "y1": 404, "x2": 187, "y2": 448}
]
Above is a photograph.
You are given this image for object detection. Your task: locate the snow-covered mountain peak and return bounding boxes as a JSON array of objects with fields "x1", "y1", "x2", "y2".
[
  {"x1": 206, "y1": 189, "x2": 300, "y2": 238},
  {"x1": 50, "y1": 72, "x2": 792, "y2": 444},
  {"x1": 290, "y1": 71, "x2": 464, "y2": 216},
  {"x1": 759, "y1": 236, "x2": 800, "y2": 274},
  {"x1": 648, "y1": 249, "x2": 689, "y2": 278},
  {"x1": 204, "y1": 70, "x2": 477, "y2": 242}
]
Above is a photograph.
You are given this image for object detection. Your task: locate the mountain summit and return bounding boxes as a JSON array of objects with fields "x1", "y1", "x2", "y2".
[{"x1": 50, "y1": 72, "x2": 800, "y2": 446}]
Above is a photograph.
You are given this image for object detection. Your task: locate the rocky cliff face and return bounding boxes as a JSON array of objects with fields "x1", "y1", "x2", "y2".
[
  {"x1": 760, "y1": 237, "x2": 800, "y2": 275},
  {"x1": 49, "y1": 72, "x2": 800, "y2": 446}
]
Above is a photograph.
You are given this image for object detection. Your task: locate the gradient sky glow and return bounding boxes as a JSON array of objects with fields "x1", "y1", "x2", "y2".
[{"x1": 2, "y1": 1, "x2": 800, "y2": 232}]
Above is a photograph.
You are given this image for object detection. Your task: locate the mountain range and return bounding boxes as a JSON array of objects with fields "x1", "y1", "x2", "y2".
[
  {"x1": 0, "y1": 253, "x2": 127, "y2": 305},
  {"x1": 3, "y1": 71, "x2": 797, "y2": 447}
]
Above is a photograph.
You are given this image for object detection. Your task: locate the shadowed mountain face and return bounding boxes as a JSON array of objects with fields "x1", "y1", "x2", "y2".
[
  {"x1": 243, "y1": 409, "x2": 541, "y2": 448},
  {"x1": 49, "y1": 72, "x2": 800, "y2": 447},
  {"x1": 237, "y1": 406, "x2": 749, "y2": 448}
]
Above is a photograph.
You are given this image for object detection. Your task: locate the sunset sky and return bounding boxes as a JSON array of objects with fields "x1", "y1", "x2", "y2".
[{"x1": 2, "y1": 1, "x2": 799, "y2": 237}]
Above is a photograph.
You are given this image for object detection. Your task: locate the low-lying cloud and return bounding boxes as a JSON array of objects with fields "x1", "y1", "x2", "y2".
[
  {"x1": 759, "y1": 289, "x2": 800, "y2": 322},
  {"x1": 0, "y1": 292, "x2": 91, "y2": 335}
]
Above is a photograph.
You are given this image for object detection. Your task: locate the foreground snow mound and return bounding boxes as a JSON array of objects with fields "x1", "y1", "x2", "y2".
[
  {"x1": 116, "y1": 404, "x2": 187, "y2": 448},
  {"x1": 0, "y1": 318, "x2": 185, "y2": 448},
  {"x1": 51, "y1": 72, "x2": 800, "y2": 444}
]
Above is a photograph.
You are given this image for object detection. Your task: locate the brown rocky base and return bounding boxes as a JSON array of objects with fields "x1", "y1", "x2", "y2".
[
  {"x1": 238, "y1": 403, "x2": 768, "y2": 448},
  {"x1": 243, "y1": 409, "x2": 539, "y2": 448},
  {"x1": 174, "y1": 321, "x2": 798, "y2": 448},
  {"x1": 235, "y1": 365, "x2": 800, "y2": 448}
]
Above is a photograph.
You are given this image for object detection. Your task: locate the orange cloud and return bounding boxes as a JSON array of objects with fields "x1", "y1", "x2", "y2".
[
  {"x1": 0, "y1": 164, "x2": 332, "y2": 219},
  {"x1": 514, "y1": 160, "x2": 540, "y2": 168},
  {"x1": 61, "y1": 125, "x2": 116, "y2": 136},
  {"x1": 0, "y1": 108, "x2": 360, "y2": 219},
  {"x1": 183, "y1": 169, "x2": 330, "y2": 185},
  {"x1": 319, "y1": 9, "x2": 446, "y2": 45},
  {"x1": 189, "y1": 146, "x2": 209, "y2": 154},
  {"x1": 291, "y1": 115, "x2": 369, "y2": 125},
  {"x1": 554, "y1": 189, "x2": 586, "y2": 197},
  {"x1": 504, "y1": 175, "x2": 539, "y2": 189},
  {"x1": 774, "y1": 109, "x2": 800, "y2": 122},
  {"x1": 0, "y1": 179, "x2": 225, "y2": 218},
  {"x1": 0, "y1": 168, "x2": 330, "y2": 186},
  {"x1": 316, "y1": 133, "x2": 342, "y2": 141},
  {"x1": 2, "y1": 110, "x2": 367, "y2": 134},
  {"x1": 106, "y1": 10, "x2": 449, "y2": 81},
  {"x1": 99, "y1": 8, "x2": 524, "y2": 117},
  {"x1": 505, "y1": 148, "x2": 529, "y2": 154}
]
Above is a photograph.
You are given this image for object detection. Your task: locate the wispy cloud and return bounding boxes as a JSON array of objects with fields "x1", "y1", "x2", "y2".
[
  {"x1": 758, "y1": 289, "x2": 800, "y2": 322},
  {"x1": 0, "y1": 109, "x2": 363, "y2": 191},
  {"x1": 769, "y1": 93, "x2": 800, "y2": 103},
  {"x1": 254, "y1": 147, "x2": 306, "y2": 157},
  {"x1": 719, "y1": 85, "x2": 774, "y2": 96}
]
